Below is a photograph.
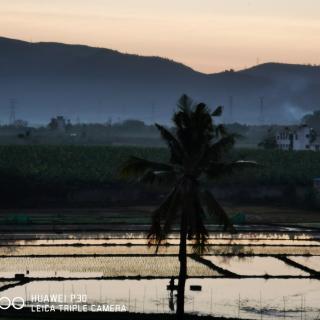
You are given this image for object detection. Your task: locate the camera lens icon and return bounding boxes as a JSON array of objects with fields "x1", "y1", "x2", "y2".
[{"x1": 0, "y1": 297, "x2": 25, "y2": 310}]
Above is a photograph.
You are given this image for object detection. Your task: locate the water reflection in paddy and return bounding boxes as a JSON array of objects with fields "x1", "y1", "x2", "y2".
[
  {"x1": 0, "y1": 255, "x2": 317, "y2": 278},
  {"x1": 1, "y1": 245, "x2": 320, "y2": 256},
  {"x1": 0, "y1": 256, "x2": 220, "y2": 278},
  {"x1": 4, "y1": 237, "x2": 320, "y2": 246},
  {"x1": 291, "y1": 256, "x2": 320, "y2": 272},
  {"x1": 2, "y1": 279, "x2": 320, "y2": 319},
  {"x1": 1, "y1": 230, "x2": 320, "y2": 246},
  {"x1": 203, "y1": 256, "x2": 309, "y2": 276}
]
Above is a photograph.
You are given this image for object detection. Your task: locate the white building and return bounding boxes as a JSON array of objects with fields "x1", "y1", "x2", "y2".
[{"x1": 276, "y1": 125, "x2": 320, "y2": 151}]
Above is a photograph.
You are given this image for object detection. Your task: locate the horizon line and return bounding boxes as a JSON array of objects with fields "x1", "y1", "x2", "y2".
[{"x1": 1, "y1": 35, "x2": 319, "y2": 75}]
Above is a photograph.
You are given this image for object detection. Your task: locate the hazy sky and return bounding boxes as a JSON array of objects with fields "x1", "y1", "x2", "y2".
[{"x1": 1, "y1": 0, "x2": 320, "y2": 73}]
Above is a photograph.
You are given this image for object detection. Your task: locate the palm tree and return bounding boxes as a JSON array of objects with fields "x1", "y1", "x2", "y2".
[{"x1": 120, "y1": 94, "x2": 256, "y2": 319}]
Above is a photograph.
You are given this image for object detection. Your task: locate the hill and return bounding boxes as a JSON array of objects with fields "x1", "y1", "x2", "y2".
[{"x1": 0, "y1": 36, "x2": 320, "y2": 124}]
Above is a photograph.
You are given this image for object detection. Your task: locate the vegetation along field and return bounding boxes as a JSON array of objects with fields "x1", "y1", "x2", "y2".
[{"x1": 0, "y1": 145, "x2": 320, "y2": 208}]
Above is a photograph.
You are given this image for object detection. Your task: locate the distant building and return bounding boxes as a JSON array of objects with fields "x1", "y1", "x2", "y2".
[
  {"x1": 276, "y1": 125, "x2": 320, "y2": 151},
  {"x1": 48, "y1": 116, "x2": 67, "y2": 132}
]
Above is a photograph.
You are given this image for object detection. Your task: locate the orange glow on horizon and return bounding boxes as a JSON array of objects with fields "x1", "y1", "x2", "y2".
[{"x1": 0, "y1": 0, "x2": 319, "y2": 73}]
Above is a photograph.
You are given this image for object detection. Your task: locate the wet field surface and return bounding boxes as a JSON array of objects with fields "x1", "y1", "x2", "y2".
[
  {"x1": 2, "y1": 279, "x2": 320, "y2": 319},
  {"x1": 0, "y1": 228, "x2": 320, "y2": 319}
]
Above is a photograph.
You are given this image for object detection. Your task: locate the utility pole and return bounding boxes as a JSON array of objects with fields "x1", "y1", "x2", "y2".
[
  {"x1": 9, "y1": 99, "x2": 16, "y2": 125},
  {"x1": 151, "y1": 102, "x2": 156, "y2": 123},
  {"x1": 228, "y1": 96, "x2": 233, "y2": 123},
  {"x1": 256, "y1": 57, "x2": 260, "y2": 65},
  {"x1": 221, "y1": 105, "x2": 225, "y2": 123},
  {"x1": 259, "y1": 96, "x2": 265, "y2": 125},
  {"x1": 122, "y1": 105, "x2": 126, "y2": 121}
]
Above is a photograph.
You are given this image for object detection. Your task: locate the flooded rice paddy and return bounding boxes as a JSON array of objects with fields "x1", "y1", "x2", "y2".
[
  {"x1": 0, "y1": 230, "x2": 320, "y2": 318},
  {"x1": 203, "y1": 256, "x2": 309, "y2": 276},
  {"x1": 2, "y1": 279, "x2": 320, "y2": 319},
  {"x1": 1, "y1": 245, "x2": 320, "y2": 256},
  {"x1": 290, "y1": 256, "x2": 320, "y2": 272},
  {"x1": 0, "y1": 256, "x2": 220, "y2": 278}
]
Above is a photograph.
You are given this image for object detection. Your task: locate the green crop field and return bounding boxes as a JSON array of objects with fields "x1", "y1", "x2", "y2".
[
  {"x1": 0, "y1": 145, "x2": 167, "y2": 185},
  {"x1": 0, "y1": 145, "x2": 319, "y2": 186},
  {"x1": 227, "y1": 148, "x2": 320, "y2": 186}
]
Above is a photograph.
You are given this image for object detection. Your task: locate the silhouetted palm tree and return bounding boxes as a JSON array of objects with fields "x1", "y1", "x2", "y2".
[{"x1": 120, "y1": 94, "x2": 256, "y2": 319}]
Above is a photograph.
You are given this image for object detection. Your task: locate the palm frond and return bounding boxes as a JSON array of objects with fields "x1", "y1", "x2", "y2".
[
  {"x1": 119, "y1": 156, "x2": 172, "y2": 180},
  {"x1": 187, "y1": 210, "x2": 209, "y2": 255},
  {"x1": 173, "y1": 180, "x2": 210, "y2": 255},
  {"x1": 187, "y1": 195, "x2": 209, "y2": 255},
  {"x1": 230, "y1": 160, "x2": 259, "y2": 170},
  {"x1": 177, "y1": 94, "x2": 193, "y2": 113},
  {"x1": 197, "y1": 134, "x2": 235, "y2": 169},
  {"x1": 155, "y1": 124, "x2": 184, "y2": 165},
  {"x1": 212, "y1": 106, "x2": 223, "y2": 117},
  {"x1": 148, "y1": 189, "x2": 177, "y2": 242},
  {"x1": 174, "y1": 101, "x2": 214, "y2": 158},
  {"x1": 202, "y1": 190, "x2": 236, "y2": 233},
  {"x1": 173, "y1": 95, "x2": 194, "y2": 140},
  {"x1": 191, "y1": 233, "x2": 209, "y2": 255},
  {"x1": 205, "y1": 160, "x2": 258, "y2": 179},
  {"x1": 161, "y1": 188, "x2": 182, "y2": 239},
  {"x1": 140, "y1": 170, "x2": 177, "y2": 186},
  {"x1": 148, "y1": 187, "x2": 181, "y2": 251}
]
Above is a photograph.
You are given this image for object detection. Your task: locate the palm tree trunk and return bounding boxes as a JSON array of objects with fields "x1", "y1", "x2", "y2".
[{"x1": 177, "y1": 212, "x2": 187, "y2": 319}]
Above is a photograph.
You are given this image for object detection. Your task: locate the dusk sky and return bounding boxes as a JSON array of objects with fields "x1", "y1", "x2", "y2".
[{"x1": 0, "y1": 0, "x2": 319, "y2": 73}]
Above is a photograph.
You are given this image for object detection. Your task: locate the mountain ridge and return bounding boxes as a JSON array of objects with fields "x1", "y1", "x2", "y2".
[{"x1": 0, "y1": 36, "x2": 319, "y2": 124}]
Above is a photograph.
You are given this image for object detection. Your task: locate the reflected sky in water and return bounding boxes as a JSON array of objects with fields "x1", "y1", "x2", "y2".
[{"x1": 2, "y1": 279, "x2": 320, "y2": 319}]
